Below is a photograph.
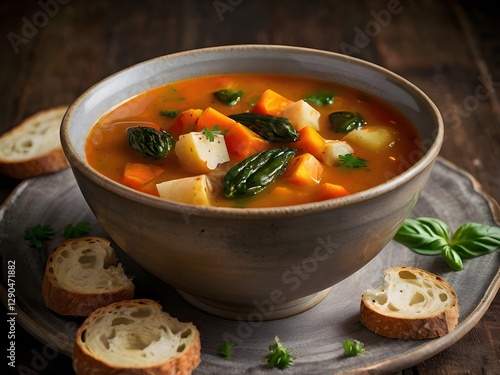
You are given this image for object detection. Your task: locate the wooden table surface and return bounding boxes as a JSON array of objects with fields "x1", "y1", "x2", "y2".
[{"x1": 1, "y1": 1, "x2": 498, "y2": 374}]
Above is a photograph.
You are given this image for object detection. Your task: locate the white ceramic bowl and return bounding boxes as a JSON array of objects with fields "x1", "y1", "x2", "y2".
[{"x1": 61, "y1": 45, "x2": 443, "y2": 320}]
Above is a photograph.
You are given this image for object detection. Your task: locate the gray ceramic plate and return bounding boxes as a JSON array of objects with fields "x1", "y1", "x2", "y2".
[{"x1": 1, "y1": 157, "x2": 499, "y2": 374}]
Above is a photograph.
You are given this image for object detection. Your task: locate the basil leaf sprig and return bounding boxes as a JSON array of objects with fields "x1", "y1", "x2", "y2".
[{"x1": 394, "y1": 217, "x2": 500, "y2": 271}]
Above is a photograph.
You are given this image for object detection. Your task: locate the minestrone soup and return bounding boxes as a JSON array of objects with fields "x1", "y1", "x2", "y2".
[{"x1": 86, "y1": 73, "x2": 421, "y2": 208}]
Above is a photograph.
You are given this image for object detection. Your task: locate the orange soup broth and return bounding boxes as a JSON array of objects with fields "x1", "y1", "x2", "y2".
[{"x1": 86, "y1": 73, "x2": 421, "y2": 208}]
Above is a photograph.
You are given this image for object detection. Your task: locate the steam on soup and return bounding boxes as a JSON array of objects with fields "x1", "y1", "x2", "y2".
[{"x1": 86, "y1": 73, "x2": 422, "y2": 208}]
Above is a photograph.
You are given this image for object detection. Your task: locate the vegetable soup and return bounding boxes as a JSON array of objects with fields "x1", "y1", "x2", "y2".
[{"x1": 86, "y1": 73, "x2": 422, "y2": 208}]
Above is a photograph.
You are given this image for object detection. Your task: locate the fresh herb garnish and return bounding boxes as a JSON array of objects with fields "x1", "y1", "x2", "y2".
[
  {"x1": 262, "y1": 336, "x2": 294, "y2": 370},
  {"x1": 394, "y1": 218, "x2": 500, "y2": 271},
  {"x1": 338, "y1": 154, "x2": 368, "y2": 168},
  {"x1": 24, "y1": 224, "x2": 55, "y2": 248},
  {"x1": 219, "y1": 340, "x2": 238, "y2": 360},
  {"x1": 159, "y1": 109, "x2": 180, "y2": 118},
  {"x1": 304, "y1": 90, "x2": 334, "y2": 106},
  {"x1": 214, "y1": 89, "x2": 244, "y2": 106},
  {"x1": 64, "y1": 221, "x2": 91, "y2": 239},
  {"x1": 343, "y1": 339, "x2": 365, "y2": 356},
  {"x1": 329, "y1": 111, "x2": 364, "y2": 133},
  {"x1": 202, "y1": 126, "x2": 223, "y2": 142}
]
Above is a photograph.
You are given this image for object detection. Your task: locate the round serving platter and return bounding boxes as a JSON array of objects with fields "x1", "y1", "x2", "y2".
[{"x1": 1, "y1": 157, "x2": 499, "y2": 374}]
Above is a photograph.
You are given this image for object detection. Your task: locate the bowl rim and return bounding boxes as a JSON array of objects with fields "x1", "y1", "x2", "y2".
[{"x1": 61, "y1": 44, "x2": 444, "y2": 219}]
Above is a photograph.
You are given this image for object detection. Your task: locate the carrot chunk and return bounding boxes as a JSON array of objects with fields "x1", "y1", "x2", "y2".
[
  {"x1": 252, "y1": 89, "x2": 293, "y2": 116},
  {"x1": 123, "y1": 163, "x2": 165, "y2": 190},
  {"x1": 316, "y1": 183, "x2": 350, "y2": 200},
  {"x1": 292, "y1": 126, "x2": 326, "y2": 156},
  {"x1": 168, "y1": 109, "x2": 203, "y2": 137},
  {"x1": 195, "y1": 107, "x2": 238, "y2": 132},
  {"x1": 282, "y1": 153, "x2": 323, "y2": 187},
  {"x1": 224, "y1": 123, "x2": 270, "y2": 161}
]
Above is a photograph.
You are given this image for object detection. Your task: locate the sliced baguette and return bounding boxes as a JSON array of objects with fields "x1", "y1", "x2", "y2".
[
  {"x1": 73, "y1": 299, "x2": 201, "y2": 375},
  {"x1": 0, "y1": 106, "x2": 69, "y2": 179},
  {"x1": 360, "y1": 266, "x2": 459, "y2": 339},
  {"x1": 42, "y1": 237, "x2": 134, "y2": 316}
]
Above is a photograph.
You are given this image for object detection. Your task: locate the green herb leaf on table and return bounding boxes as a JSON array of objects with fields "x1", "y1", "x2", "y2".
[
  {"x1": 337, "y1": 154, "x2": 368, "y2": 168},
  {"x1": 304, "y1": 90, "x2": 334, "y2": 106},
  {"x1": 262, "y1": 336, "x2": 294, "y2": 370},
  {"x1": 441, "y1": 245, "x2": 464, "y2": 271},
  {"x1": 343, "y1": 338, "x2": 365, "y2": 357},
  {"x1": 394, "y1": 217, "x2": 500, "y2": 271},
  {"x1": 219, "y1": 340, "x2": 238, "y2": 360},
  {"x1": 159, "y1": 109, "x2": 180, "y2": 118},
  {"x1": 450, "y1": 223, "x2": 500, "y2": 258},
  {"x1": 24, "y1": 224, "x2": 55, "y2": 248},
  {"x1": 64, "y1": 221, "x2": 91, "y2": 239},
  {"x1": 393, "y1": 217, "x2": 450, "y2": 255},
  {"x1": 214, "y1": 89, "x2": 244, "y2": 106}
]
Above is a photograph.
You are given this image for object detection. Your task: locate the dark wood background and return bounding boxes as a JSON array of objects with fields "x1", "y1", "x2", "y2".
[{"x1": 1, "y1": 0, "x2": 498, "y2": 374}]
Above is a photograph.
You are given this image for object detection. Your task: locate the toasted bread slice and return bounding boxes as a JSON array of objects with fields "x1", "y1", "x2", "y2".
[
  {"x1": 42, "y1": 237, "x2": 134, "y2": 316},
  {"x1": 0, "y1": 106, "x2": 69, "y2": 179},
  {"x1": 360, "y1": 266, "x2": 459, "y2": 339},
  {"x1": 73, "y1": 299, "x2": 201, "y2": 375}
]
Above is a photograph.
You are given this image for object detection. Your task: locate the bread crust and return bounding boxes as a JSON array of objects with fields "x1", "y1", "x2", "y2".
[
  {"x1": 73, "y1": 299, "x2": 201, "y2": 375},
  {"x1": 42, "y1": 237, "x2": 134, "y2": 317},
  {"x1": 360, "y1": 266, "x2": 459, "y2": 339},
  {"x1": 0, "y1": 106, "x2": 69, "y2": 179}
]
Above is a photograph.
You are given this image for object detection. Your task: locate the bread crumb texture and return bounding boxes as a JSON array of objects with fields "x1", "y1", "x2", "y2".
[
  {"x1": 0, "y1": 106, "x2": 69, "y2": 178},
  {"x1": 73, "y1": 299, "x2": 201, "y2": 375},
  {"x1": 42, "y1": 237, "x2": 134, "y2": 316},
  {"x1": 360, "y1": 266, "x2": 459, "y2": 339}
]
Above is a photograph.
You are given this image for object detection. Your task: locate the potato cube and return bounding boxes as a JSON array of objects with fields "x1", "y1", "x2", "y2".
[
  {"x1": 175, "y1": 131, "x2": 230, "y2": 174},
  {"x1": 281, "y1": 100, "x2": 321, "y2": 131},
  {"x1": 342, "y1": 126, "x2": 398, "y2": 152},
  {"x1": 157, "y1": 174, "x2": 213, "y2": 206},
  {"x1": 317, "y1": 140, "x2": 354, "y2": 167}
]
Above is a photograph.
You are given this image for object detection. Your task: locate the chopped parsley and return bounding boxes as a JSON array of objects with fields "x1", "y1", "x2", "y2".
[
  {"x1": 338, "y1": 154, "x2": 368, "y2": 168},
  {"x1": 304, "y1": 90, "x2": 334, "y2": 106},
  {"x1": 24, "y1": 224, "x2": 55, "y2": 248},
  {"x1": 343, "y1": 338, "x2": 365, "y2": 356},
  {"x1": 219, "y1": 340, "x2": 238, "y2": 360},
  {"x1": 262, "y1": 336, "x2": 294, "y2": 370},
  {"x1": 64, "y1": 221, "x2": 91, "y2": 239},
  {"x1": 202, "y1": 126, "x2": 224, "y2": 142},
  {"x1": 159, "y1": 109, "x2": 180, "y2": 118}
]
